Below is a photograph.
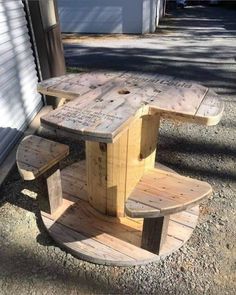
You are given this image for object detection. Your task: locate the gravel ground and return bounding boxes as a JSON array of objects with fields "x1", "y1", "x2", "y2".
[{"x1": 0, "y1": 5, "x2": 236, "y2": 295}]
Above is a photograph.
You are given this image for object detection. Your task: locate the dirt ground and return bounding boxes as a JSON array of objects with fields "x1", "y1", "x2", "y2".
[{"x1": 0, "y1": 5, "x2": 236, "y2": 295}]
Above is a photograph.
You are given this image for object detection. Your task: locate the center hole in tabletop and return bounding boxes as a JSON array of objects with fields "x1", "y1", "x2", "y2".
[{"x1": 118, "y1": 89, "x2": 130, "y2": 95}]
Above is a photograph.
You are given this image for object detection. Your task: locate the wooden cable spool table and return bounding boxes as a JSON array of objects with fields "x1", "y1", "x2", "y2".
[{"x1": 24, "y1": 72, "x2": 224, "y2": 265}]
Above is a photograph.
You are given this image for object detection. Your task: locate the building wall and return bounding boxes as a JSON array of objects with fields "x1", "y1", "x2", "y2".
[
  {"x1": 0, "y1": 0, "x2": 42, "y2": 165},
  {"x1": 58, "y1": 0, "x2": 159, "y2": 34}
]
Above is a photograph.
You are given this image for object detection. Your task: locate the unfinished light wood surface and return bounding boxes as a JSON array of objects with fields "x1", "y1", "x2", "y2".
[
  {"x1": 37, "y1": 72, "x2": 123, "y2": 100},
  {"x1": 124, "y1": 166, "x2": 212, "y2": 254},
  {"x1": 40, "y1": 161, "x2": 200, "y2": 266},
  {"x1": 39, "y1": 73, "x2": 224, "y2": 143},
  {"x1": 125, "y1": 167, "x2": 212, "y2": 218},
  {"x1": 35, "y1": 73, "x2": 223, "y2": 265},
  {"x1": 16, "y1": 135, "x2": 69, "y2": 214},
  {"x1": 16, "y1": 135, "x2": 69, "y2": 180},
  {"x1": 38, "y1": 73, "x2": 221, "y2": 217},
  {"x1": 86, "y1": 115, "x2": 160, "y2": 216}
]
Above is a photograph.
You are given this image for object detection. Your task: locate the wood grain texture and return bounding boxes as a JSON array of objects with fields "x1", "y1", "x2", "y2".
[
  {"x1": 61, "y1": 161, "x2": 88, "y2": 201},
  {"x1": 86, "y1": 141, "x2": 108, "y2": 215},
  {"x1": 107, "y1": 130, "x2": 129, "y2": 216},
  {"x1": 38, "y1": 161, "x2": 200, "y2": 266},
  {"x1": 141, "y1": 215, "x2": 170, "y2": 254},
  {"x1": 40, "y1": 73, "x2": 223, "y2": 143},
  {"x1": 125, "y1": 167, "x2": 212, "y2": 218},
  {"x1": 16, "y1": 135, "x2": 69, "y2": 180},
  {"x1": 37, "y1": 72, "x2": 123, "y2": 99},
  {"x1": 85, "y1": 116, "x2": 159, "y2": 217},
  {"x1": 157, "y1": 89, "x2": 224, "y2": 126},
  {"x1": 37, "y1": 165, "x2": 63, "y2": 214},
  {"x1": 41, "y1": 175, "x2": 200, "y2": 266}
]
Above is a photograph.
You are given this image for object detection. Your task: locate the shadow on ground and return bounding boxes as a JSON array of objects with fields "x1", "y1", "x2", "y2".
[
  {"x1": 0, "y1": 4, "x2": 235, "y2": 295},
  {"x1": 64, "y1": 5, "x2": 236, "y2": 99}
]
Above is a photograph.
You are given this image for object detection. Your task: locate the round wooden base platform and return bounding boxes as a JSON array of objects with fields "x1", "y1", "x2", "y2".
[{"x1": 41, "y1": 161, "x2": 199, "y2": 266}]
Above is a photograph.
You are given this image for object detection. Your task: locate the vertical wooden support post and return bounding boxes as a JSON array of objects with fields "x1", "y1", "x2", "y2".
[
  {"x1": 141, "y1": 215, "x2": 170, "y2": 254},
  {"x1": 86, "y1": 114, "x2": 160, "y2": 217},
  {"x1": 86, "y1": 142, "x2": 108, "y2": 215},
  {"x1": 37, "y1": 164, "x2": 63, "y2": 214}
]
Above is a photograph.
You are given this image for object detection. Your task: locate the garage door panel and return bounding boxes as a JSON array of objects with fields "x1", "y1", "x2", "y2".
[{"x1": 0, "y1": 0, "x2": 42, "y2": 166}]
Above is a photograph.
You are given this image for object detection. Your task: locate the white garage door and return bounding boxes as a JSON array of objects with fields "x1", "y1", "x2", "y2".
[
  {"x1": 58, "y1": 0, "x2": 158, "y2": 34},
  {"x1": 0, "y1": 0, "x2": 42, "y2": 165}
]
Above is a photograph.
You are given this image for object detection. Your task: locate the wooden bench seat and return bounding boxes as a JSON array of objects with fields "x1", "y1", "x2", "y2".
[
  {"x1": 125, "y1": 167, "x2": 212, "y2": 254},
  {"x1": 16, "y1": 135, "x2": 69, "y2": 214}
]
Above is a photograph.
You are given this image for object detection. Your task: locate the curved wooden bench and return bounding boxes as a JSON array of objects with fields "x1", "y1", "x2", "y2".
[
  {"x1": 16, "y1": 135, "x2": 69, "y2": 214},
  {"x1": 125, "y1": 167, "x2": 212, "y2": 254}
]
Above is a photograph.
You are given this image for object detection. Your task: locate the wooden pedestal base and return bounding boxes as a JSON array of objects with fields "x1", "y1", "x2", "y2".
[{"x1": 41, "y1": 162, "x2": 199, "y2": 266}]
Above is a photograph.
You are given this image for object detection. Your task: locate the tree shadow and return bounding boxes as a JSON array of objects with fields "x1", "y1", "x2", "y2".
[{"x1": 63, "y1": 5, "x2": 236, "y2": 98}]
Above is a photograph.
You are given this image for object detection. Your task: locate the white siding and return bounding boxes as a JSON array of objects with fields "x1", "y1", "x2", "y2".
[
  {"x1": 0, "y1": 0, "x2": 42, "y2": 165},
  {"x1": 58, "y1": 0, "x2": 158, "y2": 34}
]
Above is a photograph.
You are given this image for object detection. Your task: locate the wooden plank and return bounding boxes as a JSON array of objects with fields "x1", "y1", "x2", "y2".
[
  {"x1": 18, "y1": 135, "x2": 69, "y2": 156},
  {"x1": 61, "y1": 161, "x2": 86, "y2": 181},
  {"x1": 124, "y1": 114, "x2": 160, "y2": 201},
  {"x1": 125, "y1": 199, "x2": 160, "y2": 218},
  {"x1": 153, "y1": 89, "x2": 224, "y2": 126},
  {"x1": 45, "y1": 167, "x2": 63, "y2": 213},
  {"x1": 42, "y1": 198, "x2": 75, "y2": 221},
  {"x1": 61, "y1": 173, "x2": 87, "y2": 201},
  {"x1": 160, "y1": 206, "x2": 199, "y2": 256},
  {"x1": 127, "y1": 188, "x2": 181, "y2": 215},
  {"x1": 37, "y1": 72, "x2": 123, "y2": 100},
  {"x1": 126, "y1": 167, "x2": 212, "y2": 217},
  {"x1": 61, "y1": 161, "x2": 88, "y2": 201},
  {"x1": 55, "y1": 200, "x2": 142, "y2": 246},
  {"x1": 85, "y1": 116, "x2": 159, "y2": 217},
  {"x1": 142, "y1": 215, "x2": 170, "y2": 254},
  {"x1": 86, "y1": 141, "x2": 107, "y2": 214},
  {"x1": 16, "y1": 161, "x2": 40, "y2": 181},
  {"x1": 167, "y1": 219, "x2": 194, "y2": 241},
  {"x1": 16, "y1": 135, "x2": 69, "y2": 180},
  {"x1": 43, "y1": 198, "x2": 156, "y2": 264},
  {"x1": 107, "y1": 130, "x2": 129, "y2": 216},
  {"x1": 40, "y1": 175, "x2": 200, "y2": 266},
  {"x1": 43, "y1": 218, "x2": 137, "y2": 264},
  {"x1": 141, "y1": 114, "x2": 160, "y2": 170},
  {"x1": 125, "y1": 117, "x2": 145, "y2": 199},
  {"x1": 195, "y1": 89, "x2": 224, "y2": 126},
  {"x1": 37, "y1": 166, "x2": 63, "y2": 214}
]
